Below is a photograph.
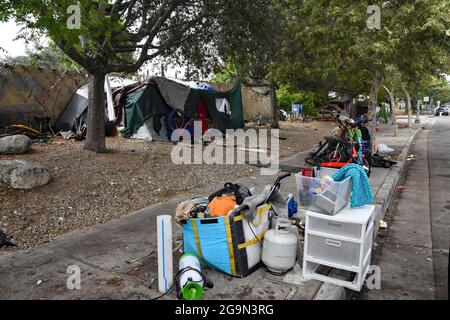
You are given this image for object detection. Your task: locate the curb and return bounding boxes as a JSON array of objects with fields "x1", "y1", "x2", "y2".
[{"x1": 312, "y1": 125, "x2": 424, "y2": 300}]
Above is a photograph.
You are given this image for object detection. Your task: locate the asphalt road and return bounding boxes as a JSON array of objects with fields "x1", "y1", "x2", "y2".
[{"x1": 359, "y1": 116, "x2": 449, "y2": 300}]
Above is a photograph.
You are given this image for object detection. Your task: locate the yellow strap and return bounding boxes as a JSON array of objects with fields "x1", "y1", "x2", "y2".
[
  {"x1": 233, "y1": 204, "x2": 271, "y2": 224},
  {"x1": 224, "y1": 217, "x2": 237, "y2": 276},
  {"x1": 191, "y1": 220, "x2": 203, "y2": 259},
  {"x1": 237, "y1": 231, "x2": 266, "y2": 249}
]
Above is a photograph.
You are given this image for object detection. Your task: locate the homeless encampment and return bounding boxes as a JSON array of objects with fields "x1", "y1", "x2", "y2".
[{"x1": 117, "y1": 77, "x2": 244, "y2": 141}]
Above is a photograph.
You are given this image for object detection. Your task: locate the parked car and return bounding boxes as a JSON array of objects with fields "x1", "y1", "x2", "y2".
[{"x1": 435, "y1": 106, "x2": 449, "y2": 116}]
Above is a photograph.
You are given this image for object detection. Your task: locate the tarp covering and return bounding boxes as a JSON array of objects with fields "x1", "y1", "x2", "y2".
[
  {"x1": 153, "y1": 77, "x2": 191, "y2": 111},
  {"x1": 120, "y1": 78, "x2": 244, "y2": 138},
  {"x1": 121, "y1": 83, "x2": 167, "y2": 137},
  {"x1": 183, "y1": 82, "x2": 244, "y2": 132}
]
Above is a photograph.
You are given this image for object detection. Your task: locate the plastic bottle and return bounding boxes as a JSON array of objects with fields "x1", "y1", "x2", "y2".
[{"x1": 178, "y1": 253, "x2": 204, "y2": 300}]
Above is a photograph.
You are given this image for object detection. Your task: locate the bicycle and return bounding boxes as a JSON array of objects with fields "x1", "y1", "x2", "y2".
[{"x1": 305, "y1": 116, "x2": 372, "y2": 176}]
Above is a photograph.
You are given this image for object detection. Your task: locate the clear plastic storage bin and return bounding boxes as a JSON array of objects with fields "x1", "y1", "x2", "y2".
[{"x1": 295, "y1": 167, "x2": 351, "y2": 216}]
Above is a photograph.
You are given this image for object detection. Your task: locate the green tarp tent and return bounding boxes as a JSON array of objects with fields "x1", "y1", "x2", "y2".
[
  {"x1": 121, "y1": 78, "x2": 244, "y2": 139},
  {"x1": 121, "y1": 84, "x2": 167, "y2": 138},
  {"x1": 184, "y1": 83, "x2": 244, "y2": 132}
]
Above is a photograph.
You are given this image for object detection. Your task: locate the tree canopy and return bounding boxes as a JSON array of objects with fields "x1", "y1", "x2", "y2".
[{"x1": 1, "y1": 0, "x2": 278, "y2": 151}]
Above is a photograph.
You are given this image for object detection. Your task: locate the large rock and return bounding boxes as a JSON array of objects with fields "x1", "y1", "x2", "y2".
[
  {"x1": 0, "y1": 135, "x2": 32, "y2": 155},
  {"x1": 0, "y1": 160, "x2": 50, "y2": 190}
]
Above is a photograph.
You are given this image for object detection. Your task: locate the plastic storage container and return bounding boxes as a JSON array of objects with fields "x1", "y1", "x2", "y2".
[
  {"x1": 302, "y1": 205, "x2": 376, "y2": 291},
  {"x1": 295, "y1": 167, "x2": 351, "y2": 215}
]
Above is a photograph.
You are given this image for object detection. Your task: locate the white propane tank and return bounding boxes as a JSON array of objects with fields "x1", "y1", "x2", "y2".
[{"x1": 262, "y1": 217, "x2": 298, "y2": 274}]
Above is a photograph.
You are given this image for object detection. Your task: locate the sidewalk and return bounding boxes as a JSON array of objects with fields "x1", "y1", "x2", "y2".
[
  {"x1": 359, "y1": 116, "x2": 448, "y2": 300},
  {"x1": 0, "y1": 117, "x2": 434, "y2": 300}
]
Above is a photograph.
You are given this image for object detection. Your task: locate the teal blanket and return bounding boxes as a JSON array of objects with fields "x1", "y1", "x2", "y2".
[{"x1": 332, "y1": 164, "x2": 374, "y2": 208}]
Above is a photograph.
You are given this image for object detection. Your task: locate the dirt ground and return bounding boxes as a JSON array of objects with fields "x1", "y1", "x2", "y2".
[{"x1": 0, "y1": 120, "x2": 336, "y2": 251}]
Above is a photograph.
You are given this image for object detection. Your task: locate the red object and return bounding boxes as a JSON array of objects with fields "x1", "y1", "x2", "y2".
[
  {"x1": 301, "y1": 168, "x2": 313, "y2": 177},
  {"x1": 321, "y1": 162, "x2": 348, "y2": 169},
  {"x1": 197, "y1": 97, "x2": 209, "y2": 134}
]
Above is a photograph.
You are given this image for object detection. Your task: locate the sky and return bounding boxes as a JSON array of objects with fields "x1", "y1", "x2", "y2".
[{"x1": 0, "y1": 21, "x2": 30, "y2": 57}]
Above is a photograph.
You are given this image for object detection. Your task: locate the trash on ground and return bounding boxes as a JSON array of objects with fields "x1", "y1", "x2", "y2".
[
  {"x1": 377, "y1": 143, "x2": 394, "y2": 154},
  {"x1": 379, "y1": 220, "x2": 388, "y2": 229},
  {"x1": 0, "y1": 230, "x2": 17, "y2": 248},
  {"x1": 395, "y1": 186, "x2": 407, "y2": 192}
]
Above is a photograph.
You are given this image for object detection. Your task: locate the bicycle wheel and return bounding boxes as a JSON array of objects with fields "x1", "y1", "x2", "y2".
[
  {"x1": 327, "y1": 149, "x2": 346, "y2": 162},
  {"x1": 168, "y1": 109, "x2": 185, "y2": 130},
  {"x1": 305, "y1": 156, "x2": 324, "y2": 166}
]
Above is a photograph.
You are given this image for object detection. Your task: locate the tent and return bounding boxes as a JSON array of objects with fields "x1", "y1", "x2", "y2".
[
  {"x1": 120, "y1": 77, "x2": 244, "y2": 141},
  {"x1": 53, "y1": 75, "x2": 120, "y2": 137},
  {"x1": 53, "y1": 83, "x2": 89, "y2": 134}
]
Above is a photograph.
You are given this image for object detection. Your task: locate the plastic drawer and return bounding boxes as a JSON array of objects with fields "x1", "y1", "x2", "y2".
[
  {"x1": 307, "y1": 234, "x2": 361, "y2": 268},
  {"x1": 308, "y1": 215, "x2": 362, "y2": 240}
]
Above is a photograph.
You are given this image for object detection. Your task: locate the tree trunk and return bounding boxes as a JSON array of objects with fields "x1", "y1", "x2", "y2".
[
  {"x1": 349, "y1": 97, "x2": 357, "y2": 120},
  {"x1": 368, "y1": 71, "x2": 383, "y2": 144},
  {"x1": 402, "y1": 85, "x2": 412, "y2": 128},
  {"x1": 389, "y1": 91, "x2": 397, "y2": 137},
  {"x1": 382, "y1": 84, "x2": 397, "y2": 136},
  {"x1": 84, "y1": 71, "x2": 106, "y2": 153},
  {"x1": 270, "y1": 81, "x2": 279, "y2": 129}
]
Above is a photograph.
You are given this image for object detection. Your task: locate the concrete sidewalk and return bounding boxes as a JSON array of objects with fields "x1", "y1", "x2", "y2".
[
  {"x1": 0, "y1": 117, "x2": 434, "y2": 300},
  {"x1": 359, "y1": 116, "x2": 448, "y2": 300}
]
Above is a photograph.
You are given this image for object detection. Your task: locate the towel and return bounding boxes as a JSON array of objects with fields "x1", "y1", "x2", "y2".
[{"x1": 332, "y1": 164, "x2": 374, "y2": 208}]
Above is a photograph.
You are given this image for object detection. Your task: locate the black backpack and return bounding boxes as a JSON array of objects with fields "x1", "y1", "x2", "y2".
[{"x1": 208, "y1": 182, "x2": 252, "y2": 205}]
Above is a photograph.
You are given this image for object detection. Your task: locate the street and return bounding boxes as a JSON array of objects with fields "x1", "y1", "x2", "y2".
[{"x1": 359, "y1": 116, "x2": 449, "y2": 300}]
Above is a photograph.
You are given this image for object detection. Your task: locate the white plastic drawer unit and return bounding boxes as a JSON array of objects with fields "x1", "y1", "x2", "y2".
[
  {"x1": 303, "y1": 205, "x2": 376, "y2": 291},
  {"x1": 308, "y1": 216, "x2": 362, "y2": 240},
  {"x1": 306, "y1": 223, "x2": 374, "y2": 269}
]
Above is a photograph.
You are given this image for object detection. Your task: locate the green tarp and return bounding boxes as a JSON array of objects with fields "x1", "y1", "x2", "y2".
[
  {"x1": 122, "y1": 84, "x2": 167, "y2": 137},
  {"x1": 184, "y1": 83, "x2": 244, "y2": 131},
  {"x1": 121, "y1": 79, "x2": 244, "y2": 137}
]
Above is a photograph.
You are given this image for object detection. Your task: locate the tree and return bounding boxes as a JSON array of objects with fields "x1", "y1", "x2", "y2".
[
  {"x1": 382, "y1": 65, "x2": 403, "y2": 135},
  {"x1": 4, "y1": 0, "x2": 276, "y2": 152},
  {"x1": 273, "y1": 0, "x2": 450, "y2": 129}
]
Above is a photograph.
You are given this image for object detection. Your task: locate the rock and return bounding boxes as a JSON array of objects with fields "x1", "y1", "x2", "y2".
[
  {"x1": 0, "y1": 160, "x2": 51, "y2": 190},
  {"x1": 0, "y1": 135, "x2": 32, "y2": 154}
]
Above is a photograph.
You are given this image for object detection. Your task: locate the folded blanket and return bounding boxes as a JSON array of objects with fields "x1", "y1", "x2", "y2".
[{"x1": 332, "y1": 164, "x2": 374, "y2": 208}]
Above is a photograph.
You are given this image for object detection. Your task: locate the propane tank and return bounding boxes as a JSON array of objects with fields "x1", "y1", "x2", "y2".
[
  {"x1": 178, "y1": 253, "x2": 204, "y2": 300},
  {"x1": 262, "y1": 217, "x2": 298, "y2": 274}
]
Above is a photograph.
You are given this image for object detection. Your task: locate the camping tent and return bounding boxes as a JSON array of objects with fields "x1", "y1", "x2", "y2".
[
  {"x1": 53, "y1": 83, "x2": 89, "y2": 134},
  {"x1": 53, "y1": 75, "x2": 122, "y2": 137},
  {"x1": 120, "y1": 77, "x2": 244, "y2": 141}
]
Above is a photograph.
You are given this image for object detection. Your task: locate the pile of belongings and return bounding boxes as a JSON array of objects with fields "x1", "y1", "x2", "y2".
[
  {"x1": 175, "y1": 182, "x2": 296, "y2": 223},
  {"x1": 176, "y1": 181, "x2": 295, "y2": 277},
  {"x1": 175, "y1": 183, "x2": 252, "y2": 223}
]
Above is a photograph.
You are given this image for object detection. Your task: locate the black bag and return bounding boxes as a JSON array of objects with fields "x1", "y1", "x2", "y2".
[{"x1": 208, "y1": 182, "x2": 252, "y2": 205}]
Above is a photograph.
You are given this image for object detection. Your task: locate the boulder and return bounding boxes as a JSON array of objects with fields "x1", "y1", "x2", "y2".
[
  {"x1": 0, "y1": 135, "x2": 32, "y2": 155},
  {"x1": 0, "y1": 160, "x2": 50, "y2": 190}
]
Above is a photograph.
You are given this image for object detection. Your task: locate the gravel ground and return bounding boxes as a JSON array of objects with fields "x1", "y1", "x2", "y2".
[{"x1": 0, "y1": 120, "x2": 335, "y2": 251}]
